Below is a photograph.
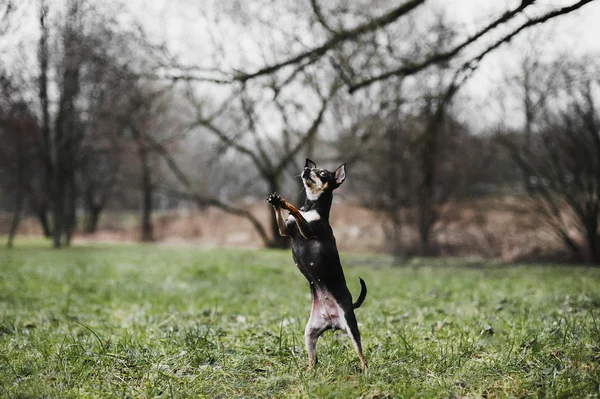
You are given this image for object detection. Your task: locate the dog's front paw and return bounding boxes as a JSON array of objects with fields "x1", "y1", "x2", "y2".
[{"x1": 267, "y1": 193, "x2": 283, "y2": 209}]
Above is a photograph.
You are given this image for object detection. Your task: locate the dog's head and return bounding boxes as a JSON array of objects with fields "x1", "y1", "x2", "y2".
[{"x1": 301, "y1": 158, "x2": 346, "y2": 201}]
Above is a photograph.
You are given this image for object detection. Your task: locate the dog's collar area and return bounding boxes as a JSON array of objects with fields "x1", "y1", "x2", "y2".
[{"x1": 305, "y1": 185, "x2": 324, "y2": 201}]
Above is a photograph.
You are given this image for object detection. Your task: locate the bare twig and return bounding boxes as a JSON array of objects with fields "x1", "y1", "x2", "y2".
[
  {"x1": 192, "y1": 0, "x2": 425, "y2": 84},
  {"x1": 348, "y1": 0, "x2": 586, "y2": 92},
  {"x1": 144, "y1": 133, "x2": 273, "y2": 246},
  {"x1": 310, "y1": 0, "x2": 337, "y2": 34},
  {"x1": 159, "y1": 186, "x2": 271, "y2": 246}
]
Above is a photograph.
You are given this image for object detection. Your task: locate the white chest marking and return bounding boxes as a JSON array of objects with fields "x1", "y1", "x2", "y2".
[
  {"x1": 288, "y1": 210, "x2": 321, "y2": 223},
  {"x1": 305, "y1": 188, "x2": 323, "y2": 201},
  {"x1": 301, "y1": 210, "x2": 321, "y2": 222}
]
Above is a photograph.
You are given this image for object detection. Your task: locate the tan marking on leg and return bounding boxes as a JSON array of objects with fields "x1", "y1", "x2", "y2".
[
  {"x1": 280, "y1": 198, "x2": 313, "y2": 238},
  {"x1": 275, "y1": 207, "x2": 288, "y2": 236}
]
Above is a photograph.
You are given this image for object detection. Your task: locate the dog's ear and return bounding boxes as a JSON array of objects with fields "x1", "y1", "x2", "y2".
[
  {"x1": 334, "y1": 164, "x2": 346, "y2": 186},
  {"x1": 305, "y1": 158, "x2": 317, "y2": 169}
]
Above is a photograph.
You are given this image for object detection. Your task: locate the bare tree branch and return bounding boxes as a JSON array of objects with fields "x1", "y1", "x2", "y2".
[
  {"x1": 143, "y1": 133, "x2": 192, "y2": 189},
  {"x1": 274, "y1": 87, "x2": 335, "y2": 172},
  {"x1": 458, "y1": 0, "x2": 596, "y2": 74},
  {"x1": 240, "y1": 87, "x2": 274, "y2": 171},
  {"x1": 0, "y1": 0, "x2": 15, "y2": 35},
  {"x1": 234, "y1": 0, "x2": 538, "y2": 88},
  {"x1": 348, "y1": 0, "x2": 594, "y2": 92},
  {"x1": 497, "y1": 132, "x2": 583, "y2": 255},
  {"x1": 310, "y1": 0, "x2": 337, "y2": 34},
  {"x1": 194, "y1": 116, "x2": 270, "y2": 176},
  {"x1": 144, "y1": 133, "x2": 273, "y2": 246},
  {"x1": 141, "y1": 71, "x2": 233, "y2": 84},
  {"x1": 160, "y1": 186, "x2": 272, "y2": 247},
  {"x1": 231, "y1": 0, "x2": 427, "y2": 82},
  {"x1": 142, "y1": 0, "x2": 595, "y2": 96}
]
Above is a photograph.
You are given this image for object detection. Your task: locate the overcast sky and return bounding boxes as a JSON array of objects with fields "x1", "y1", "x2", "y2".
[
  {"x1": 123, "y1": 0, "x2": 600, "y2": 87},
  {"x1": 5, "y1": 1, "x2": 598, "y2": 80},
  {"x1": 3, "y1": 0, "x2": 599, "y2": 129},
  {"x1": 123, "y1": 0, "x2": 599, "y2": 127},
  {"x1": 124, "y1": 0, "x2": 600, "y2": 59}
]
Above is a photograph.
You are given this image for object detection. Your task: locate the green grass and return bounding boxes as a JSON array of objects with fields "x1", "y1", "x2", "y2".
[{"x1": 1, "y1": 239, "x2": 599, "y2": 398}]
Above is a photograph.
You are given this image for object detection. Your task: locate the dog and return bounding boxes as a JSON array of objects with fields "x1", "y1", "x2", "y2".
[{"x1": 267, "y1": 158, "x2": 367, "y2": 370}]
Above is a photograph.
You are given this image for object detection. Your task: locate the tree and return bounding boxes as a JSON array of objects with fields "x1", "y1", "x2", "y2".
[
  {"x1": 73, "y1": 10, "x2": 142, "y2": 234},
  {"x1": 334, "y1": 13, "x2": 477, "y2": 256},
  {"x1": 144, "y1": 0, "x2": 596, "y2": 254},
  {"x1": 187, "y1": 79, "x2": 338, "y2": 247},
  {"x1": 36, "y1": 0, "x2": 96, "y2": 247},
  {"x1": 126, "y1": 84, "x2": 180, "y2": 242},
  {"x1": 0, "y1": 71, "x2": 42, "y2": 247},
  {"x1": 500, "y1": 56, "x2": 600, "y2": 264},
  {"x1": 78, "y1": 119, "x2": 121, "y2": 234},
  {"x1": 32, "y1": 0, "x2": 167, "y2": 246},
  {"x1": 345, "y1": 86, "x2": 474, "y2": 256},
  {"x1": 161, "y1": 1, "x2": 596, "y2": 95}
]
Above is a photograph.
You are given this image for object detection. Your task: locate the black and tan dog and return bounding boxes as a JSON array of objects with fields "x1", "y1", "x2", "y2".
[{"x1": 267, "y1": 158, "x2": 367, "y2": 370}]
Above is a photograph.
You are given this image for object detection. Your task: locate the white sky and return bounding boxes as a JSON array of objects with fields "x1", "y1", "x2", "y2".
[
  {"x1": 123, "y1": 0, "x2": 600, "y2": 89},
  {"x1": 5, "y1": 1, "x2": 599, "y2": 74},
  {"x1": 148, "y1": 0, "x2": 599, "y2": 129},
  {"x1": 124, "y1": 1, "x2": 600, "y2": 61},
  {"x1": 3, "y1": 0, "x2": 599, "y2": 130}
]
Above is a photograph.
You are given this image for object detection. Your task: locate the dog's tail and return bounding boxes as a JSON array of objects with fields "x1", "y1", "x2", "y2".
[{"x1": 353, "y1": 277, "x2": 367, "y2": 309}]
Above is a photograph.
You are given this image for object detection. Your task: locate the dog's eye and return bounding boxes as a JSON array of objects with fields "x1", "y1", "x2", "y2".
[{"x1": 320, "y1": 172, "x2": 326, "y2": 177}]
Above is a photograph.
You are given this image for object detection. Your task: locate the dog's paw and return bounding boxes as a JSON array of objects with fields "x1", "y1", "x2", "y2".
[{"x1": 267, "y1": 193, "x2": 283, "y2": 208}]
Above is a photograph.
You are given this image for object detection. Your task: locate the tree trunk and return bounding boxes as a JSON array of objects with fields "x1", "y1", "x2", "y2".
[
  {"x1": 64, "y1": 165, "x2": 77, "y2": 246},
  {"x1": 47, "y1": 3, "x2": 81, "y2": 249},
  {"x1": 141, "y1": 188, "x2": 154, "y2": 242},
  {"x1": 85, "y1": 205, "x2": 101, "y2": 234},
  {"x1": 38, "y1": 0, "x2": 60, "y2": 248},
  {"x1": 37, "y1": 208, "x2": 52, "y2": 238},
  {"x1": 584, "y1": 214, "x2": 599, "y2": 264},
  {"x1": 417, "y1": 202, "x2": 434, "y2": 255},
  {"x1": 7, "y1": 189, "x2": 23, "y2": 249},
  {"x1": 385, "y1": 209, "x2": 403, "y2": 257},
  {"x1": 82, "y1": 171, "x2": 115, "y2": 234},
  {"x1": 52, "y1": 182, "x2": 64, "y2": 248},
  {"x1": 51, "y1": 125, "x2": 65, "y2": 249},
  {"x1": 557, "y1": 228, "x2": 582, "y2": 261},
  {"x1": 418, "y1": 122, "x2": 438, "y2": 256},
  {"x1": 384, "y1": 127, "x2": 404, "y2": 257},
  {"x1": 139, "y1": 141, "x2": 154, "y2": 242}
]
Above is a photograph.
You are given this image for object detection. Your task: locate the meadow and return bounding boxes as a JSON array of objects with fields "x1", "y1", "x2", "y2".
[{"x1": 1, "y1": 240, "x2": 599, "y2": 398}]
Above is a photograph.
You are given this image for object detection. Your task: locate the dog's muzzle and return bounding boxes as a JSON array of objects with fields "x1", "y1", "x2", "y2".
[{"x1": 302, "y1": 168, "x2": 312, "y2": 180}]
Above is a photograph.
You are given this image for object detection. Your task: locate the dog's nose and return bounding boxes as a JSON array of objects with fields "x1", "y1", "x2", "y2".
[{"x1": 302, "y1": 168, "x2": 311, "y2": 178}]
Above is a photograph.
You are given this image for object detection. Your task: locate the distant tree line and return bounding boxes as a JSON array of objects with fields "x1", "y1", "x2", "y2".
[{"x1": 0, "y1": 0, "x2": 598, "y2": 264}]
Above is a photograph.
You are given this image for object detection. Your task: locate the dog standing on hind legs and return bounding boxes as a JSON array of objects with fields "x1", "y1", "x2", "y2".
[{"x1": 267, "y1": 158, "x2": 368, "y2": 371}]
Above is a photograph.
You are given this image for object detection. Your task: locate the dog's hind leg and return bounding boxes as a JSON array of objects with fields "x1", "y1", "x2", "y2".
[
  {"x1": 340, "y1": 309, "x2": 368, "y2": 370},
  {"x1": 304, "y1": 300, "x2": 329, "y2": 368}
]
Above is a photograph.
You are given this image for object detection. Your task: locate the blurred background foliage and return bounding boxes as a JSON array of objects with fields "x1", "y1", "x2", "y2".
[{"x1": 0, "y1": 0, "x2": 599, "y2": 264}]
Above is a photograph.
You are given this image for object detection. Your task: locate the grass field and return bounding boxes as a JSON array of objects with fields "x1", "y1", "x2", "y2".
[{"x1": 1, "y1": 240, "x2": 599, "y2": 398}]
